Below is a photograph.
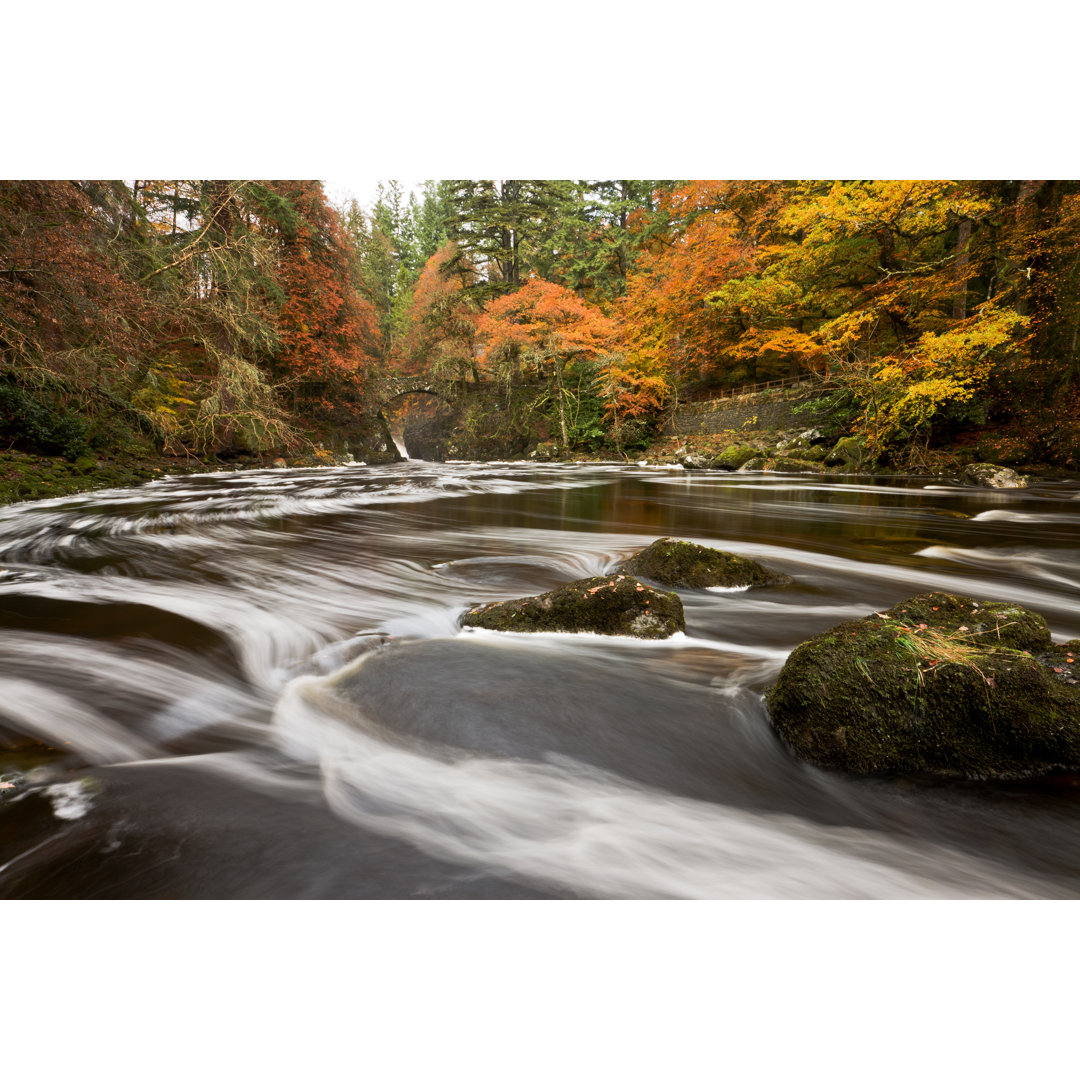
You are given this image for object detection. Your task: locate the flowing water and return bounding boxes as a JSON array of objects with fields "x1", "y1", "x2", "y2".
[{"x1": 1, "y1": 460, "x2": 1078, "y2": 899}]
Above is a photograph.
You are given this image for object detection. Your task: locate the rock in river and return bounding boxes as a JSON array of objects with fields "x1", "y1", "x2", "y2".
[
  {"x1": 765, "y1": 591, "x2": 1080, "y2": 780},
  {"x1": 962, "y1": 462, "x2": 1029, "y2": 488},
  {"x1": 616, "y1": 537, "x2": 792, "y2": 589},
  {"x1": 461, "y1": 573, "x2": 684, "y2": 639}
]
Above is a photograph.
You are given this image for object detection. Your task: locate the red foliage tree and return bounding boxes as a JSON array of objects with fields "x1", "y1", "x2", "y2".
[{"x1": 267, "y1": 182, "x2": 380, "y2": 420}]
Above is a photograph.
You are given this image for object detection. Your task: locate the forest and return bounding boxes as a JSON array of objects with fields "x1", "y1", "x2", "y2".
[{"x1": 2, "y1": 179, "x2": 1079, "y2": 497}]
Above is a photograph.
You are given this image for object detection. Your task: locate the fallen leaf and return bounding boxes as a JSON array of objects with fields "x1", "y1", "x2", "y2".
[{"x1": 0, "y1": 781, "x2": 15, "y2": 790}]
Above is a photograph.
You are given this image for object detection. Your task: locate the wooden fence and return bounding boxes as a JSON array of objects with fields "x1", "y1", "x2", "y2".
[{"x1": 685, "y1": 374, "x2": 837, "y2": 403}]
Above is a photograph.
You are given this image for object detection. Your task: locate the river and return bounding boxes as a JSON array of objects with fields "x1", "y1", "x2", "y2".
[{"x1": 0, "y1": 460, "x2": 1078, "y2": 898}]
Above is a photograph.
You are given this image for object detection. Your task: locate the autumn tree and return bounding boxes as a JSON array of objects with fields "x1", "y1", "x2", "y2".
[
  {"x1": 617, "y1": 180, "x2": 762, "y2": 395},
  {"x1": 261, "y1": 181, "x2": 380, "y2": 428},
  {"x1": 477, "y1": 277, "x2": 616, "y2": 446},
  {"x1": 400, "y1": 242, "x2": 480, "y2": 381}
]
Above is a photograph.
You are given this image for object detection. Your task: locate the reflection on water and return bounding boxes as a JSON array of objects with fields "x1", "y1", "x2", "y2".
[{"x1": 1, "y1": 461, "x2": 1079, "y2": 898}]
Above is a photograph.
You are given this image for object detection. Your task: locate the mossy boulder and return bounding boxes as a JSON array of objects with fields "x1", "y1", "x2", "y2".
[
  {"x1": 765, "y1": 591, "x2": 1080, "y2": 780},
  {"x1": 737, "y1": 456, "x2": 773, "y2": 472},
  {"x1": 780, "y1": 445, "x2": 828, "y2": 463},
  {"x1": 715, "y1": 445, "x2": 758, "y2": 470},
  {"x1": 461, "y1": 573, "x2": 684, "y2": 639},
  {"x1": 825, "y1": 436, "x2": 866, "y2": 467},
  {"x1": 531, "y1": 441, "x2": 560, "y2": 462},
  {"x1": 616, "y1": 538, "x2": 792, "y2": 590},
  {"x1": 775, "y1": 459, "x2": 825, "y2": 474}
]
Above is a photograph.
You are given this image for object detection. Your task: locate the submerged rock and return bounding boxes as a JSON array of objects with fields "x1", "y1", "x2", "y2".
[
  {"x1": 962, "y1": 462, "x2": 1029, "y2": 488},
  {"x1": 765, "y1": 591, "x2": 1080, "y2": 780},
  {"x1": 616, "y1": 538, "x2": 792, "y2": 589},
  {"x1": 461, "y1": 573, "x2": 684, "y2": 639},
  {"x1": 0, "y1": 771, "x2": 27, "y2": 804}
]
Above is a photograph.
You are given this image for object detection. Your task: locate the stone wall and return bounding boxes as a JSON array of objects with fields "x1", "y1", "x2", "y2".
[{"x1": 664, "y1": 388, "x2": 827, "y2": 436}]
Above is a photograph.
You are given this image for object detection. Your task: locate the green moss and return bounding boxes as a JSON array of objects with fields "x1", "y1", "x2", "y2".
[
  {"x1": 826, "y1": 436, "x2": 866, "y2": 467},
  {"x1": 780, "y1": 445, "x2": 828, "y2": 462},
  {"x1": 715, "y1": 445, "x2": 758, "y2": 470},
  {"x1": 738, "y1": 456, "x2": 772, "y2": 472},
  {"x1": 460, "y1": 573, "x2": 684, "y2": 639},
  {"x1": 617, "y1": 538, "x2": 792, "y2": 589},
  {"x1": 883, "y1": 592, "x2": 1050, "y2": 651},
  {"x1": 776, "y1": 459, "x2": 825, "y2": 474},
  {"x1": 765, "y1": 592, "x2": 1080, "y2": 780}
]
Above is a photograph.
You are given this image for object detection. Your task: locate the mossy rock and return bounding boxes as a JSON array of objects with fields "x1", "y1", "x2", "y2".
[
  {"x1": 532, "y1": 441, "x2": 561, "y2": 462},
  {"x1": 737, "y1": 456, "x2": 773, "y2": 472},
  {"x1": 616, "y1": 538, "x2": 792, "y2": 590},
  {"x1": 765, "y1": 592, "x2": 1080, "y2": 780},
  {"x1": 825, "y1": 436, "x2": 866, "y2": 467},
  {"x1": 461, "y1": 573, "x2": 684, "y2": 639},
  {"x1": 775, "y1": 459, "x2": 825, "y2": 474},
  {"x1": 715, "y1": 445, "x2": 758, "y2": 470}
]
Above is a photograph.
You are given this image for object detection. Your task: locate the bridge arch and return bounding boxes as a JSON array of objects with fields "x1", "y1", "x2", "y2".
[{"x1": 371, "y1": 377, "x2": 454, "y2": 461}]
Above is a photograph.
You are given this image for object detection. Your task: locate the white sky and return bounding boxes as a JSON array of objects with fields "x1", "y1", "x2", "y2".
[{"x1": 323, "y1": 179, "x2": 427, "y2": 215}]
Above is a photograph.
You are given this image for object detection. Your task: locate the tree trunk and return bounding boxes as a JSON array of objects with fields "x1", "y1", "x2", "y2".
[
  {"x1": 555, "y1": 360, "x2": 568, "y2": 447},
  {"x1": 952, "y1": 219, "x2": 972, "y2": 321}
]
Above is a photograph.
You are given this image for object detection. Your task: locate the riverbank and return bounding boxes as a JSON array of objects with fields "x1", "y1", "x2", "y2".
[
  {"x1": 0, "y1": 445, "x2": 366, "y2": 507},
  {"x1": 533, "y1": 429, "x2": 1080, "y2": 481},
  {"x1": 2, "y1": 424, "x2": 1076, "y2": 509}
]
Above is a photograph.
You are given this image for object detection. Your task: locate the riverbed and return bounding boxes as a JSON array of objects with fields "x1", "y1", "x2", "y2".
[{"x1": 1, "y1": 461, "x2": 1078, "y2": 898}]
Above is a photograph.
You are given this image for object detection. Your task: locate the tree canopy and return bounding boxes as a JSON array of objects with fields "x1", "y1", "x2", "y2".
[{"x1": 3, "y1": 178, "x2": 1079, "y2": 467}]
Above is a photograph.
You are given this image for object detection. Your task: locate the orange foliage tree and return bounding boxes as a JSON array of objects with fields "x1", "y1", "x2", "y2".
[
  {"x1": 399, "y1": 242, "x2": 480, "y2": 381},
  {"x1": 476, "y1": 277, "x2": 616, "y2": 446},
  {"x1": 617, "y1": 181, "x2": 763, "y2": 395}
]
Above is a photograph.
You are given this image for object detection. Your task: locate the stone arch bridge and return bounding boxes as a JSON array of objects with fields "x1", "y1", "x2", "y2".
[
  {"x1": 365, "y1": 375, "x2": 454, "y2": 460},
  {"x1": 367, "y1": 375, "x2": 446, "y2": 415}
]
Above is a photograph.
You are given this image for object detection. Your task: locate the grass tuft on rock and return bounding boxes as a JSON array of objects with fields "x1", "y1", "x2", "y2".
[{"x1": 765, "y1": 592, "x2": 1080, "y2": 780}]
